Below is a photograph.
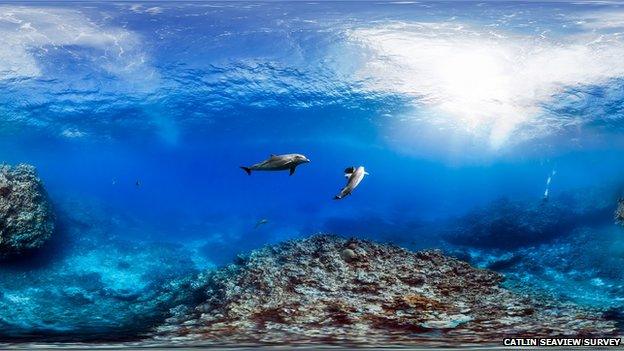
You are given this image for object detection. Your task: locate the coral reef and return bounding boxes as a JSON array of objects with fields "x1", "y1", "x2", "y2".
[
  {"x1": 441, "y1": 189, "x2": 624, "y2": 310},
  {"x1": 443, "y1": 192, "x2": 613, "y2": 249},
  {"x1": 152, "y1": 235, "x2": 617, "y2": 346},
  {"x1": 616, "y1": 198, "x2": 624, "y2": 226},
  {"x1": 452, "y1": 225, "x2": 624, "y2": 309},
  {"x1": 0, "y1": 164, "x2": 55, "y2": 259},
  {"x1": 0, "y1": 198, "x2": 210, "y2": 341},
  {"x1": 0, "y1": 239, "x2": 204, "y2": 340}
]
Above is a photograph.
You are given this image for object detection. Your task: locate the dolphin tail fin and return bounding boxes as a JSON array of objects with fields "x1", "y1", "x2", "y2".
[
  {"x1": 334, "y1": 195, "x2": 342, "y2": 200},
  {"x1": 240, "y1": 166, "x2": 252, "y2": 175}
]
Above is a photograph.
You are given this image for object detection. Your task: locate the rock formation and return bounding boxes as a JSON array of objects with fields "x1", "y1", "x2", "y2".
[
  {"x1": 0, "y1": 164, "x2": 55, "y2": 259},
  {"x1": 443, "y1": 194, "x2": 613, "y2": 249},
  {"x1": 152, "y1": 235, "x2": 617, "y2": 345},
  {"x1": 0, "y1": 196, "x2": 209, "y2": 341},
  {"x1": 616, "y1": 198, "x2": 624, "y2": 226}
]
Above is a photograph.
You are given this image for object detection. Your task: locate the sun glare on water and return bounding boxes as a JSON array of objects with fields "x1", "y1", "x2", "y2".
[{"x1": 347, "y1": 20, "x2": 624, "y2": 149}]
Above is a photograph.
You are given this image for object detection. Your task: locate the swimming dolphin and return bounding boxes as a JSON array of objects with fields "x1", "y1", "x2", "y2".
[
  {"x1": 334, "y1": 166, "x2": 369, "y2": 200},
  {"x1": 240, "y1": 154, "x2": 310, "y2": 176}
]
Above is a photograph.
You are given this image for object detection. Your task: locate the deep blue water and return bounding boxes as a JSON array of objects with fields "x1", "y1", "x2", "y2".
[{"x1": 1, "y1": 0, "x2": 624, "y2": 343}]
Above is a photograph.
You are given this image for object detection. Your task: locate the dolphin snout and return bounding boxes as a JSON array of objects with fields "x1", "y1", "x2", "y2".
[{"x1": 303, "y1": 157, "x2": 311, "y2": 163}]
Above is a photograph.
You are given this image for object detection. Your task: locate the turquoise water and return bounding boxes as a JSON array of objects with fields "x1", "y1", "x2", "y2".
[{"x1": 1, "y1": 0, "x2": 624, "y2": 346}]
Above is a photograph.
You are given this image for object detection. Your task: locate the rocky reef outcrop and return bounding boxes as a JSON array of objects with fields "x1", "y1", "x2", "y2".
[
  {"x1": 443, "y1": 192, "x2": 613, "y2": 249},
  {"x1": 152, "y1": 235, "x2": 617, "y2": 346},
  {"x1": 0, "y1": 239, "x2": 203, "y2": 341},
  {"x1": 0, "y1": 164, "x2": 55, "y2": 259},
  {"x1": 0, "y1": 197, "x2": 210, "y2": 341},
  {"x1": 451, "y1": 225, "x2": 624, "y2": 309},
  {"x1": 616, "y1": 198, "x2": 624, "y2": 226}
]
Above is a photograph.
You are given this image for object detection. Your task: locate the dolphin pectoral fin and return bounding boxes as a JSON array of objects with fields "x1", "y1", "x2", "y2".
[
  {"x1": 289, "y1": 167, "x2": 296, "y2": 176},
  {"x1": 240, "y1": 166, "x2": 252, "y2": 175}
]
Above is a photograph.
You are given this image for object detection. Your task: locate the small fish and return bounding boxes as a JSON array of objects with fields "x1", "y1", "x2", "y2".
[
  {"x1": 135, "y1": 180, "x2": 141, "y2": 188},
  {"x1": 255, "y1": 219, "x2": 269, "y2": 229}
]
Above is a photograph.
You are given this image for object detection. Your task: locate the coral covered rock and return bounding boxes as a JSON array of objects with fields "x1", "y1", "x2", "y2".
[
  {"x1": 451, "y1": 225, "x2": 624, "y2": 309},
  {"x1": 0, "y1": 239, "x2": 203, "y2": 340},
  {"x1": 443, "y1": 194, "x2": 612, "y2": 249},
  {"x1": 0, "y1": 197, "x2": 210, "y2": 341},
  {"x1": 616, "y1": 198, "x2": 624, "y2": 226},
  {"x1": 152, "y1": 235, "x2": 617, "y2": 345},
  {"x1": 0, "y1": 164, "x2": 55, "y2": 259}
]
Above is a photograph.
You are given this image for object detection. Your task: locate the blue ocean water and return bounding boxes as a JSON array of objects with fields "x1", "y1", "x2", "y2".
[{"x1": 1, "y1": 0, "x2": 624, "y2": 345}]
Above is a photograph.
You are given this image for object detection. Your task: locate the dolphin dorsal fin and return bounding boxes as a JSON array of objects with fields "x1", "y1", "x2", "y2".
[{"x1": 270, "y1": 154, "x2": 277, "y2": 158}]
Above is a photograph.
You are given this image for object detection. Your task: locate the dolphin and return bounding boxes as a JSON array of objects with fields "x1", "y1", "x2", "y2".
[
  {"x1": 240, "y1": 153, "x2": 310, "y2": 176},
  {"x1": 334, "y1": 166, "x2": 369, "y2": 200}
]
